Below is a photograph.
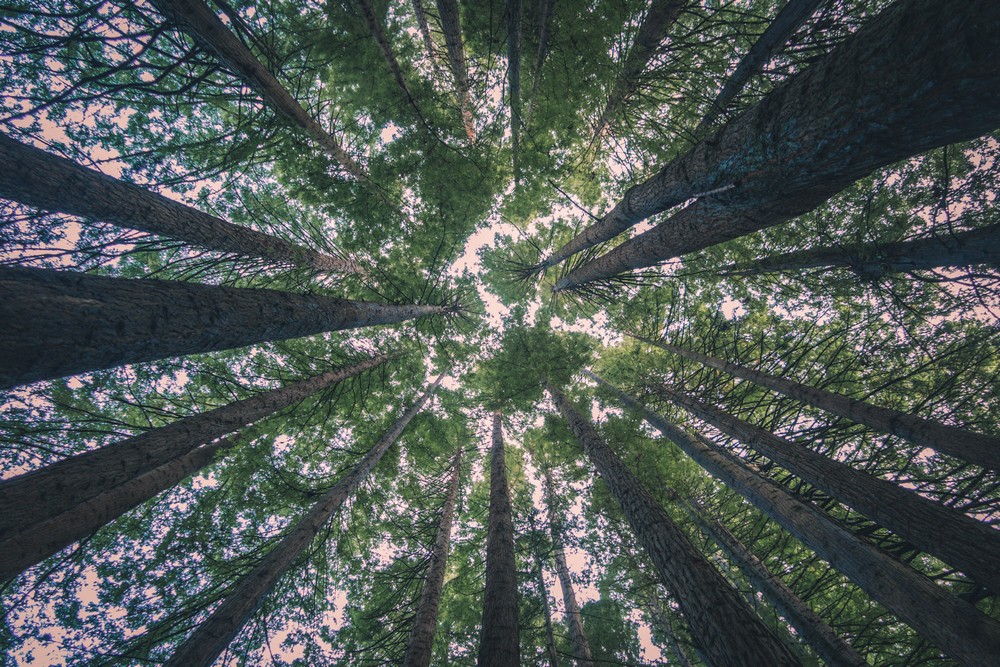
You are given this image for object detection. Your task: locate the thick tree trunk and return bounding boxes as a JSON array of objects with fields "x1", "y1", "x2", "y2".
[
  {"x1": 353, "y1": 0, "x2": 423, "y2": 119},
  {"x1": 588, "y1": 370, "x2": 1000, "y2": 665},
  {"x1": 436, "y1": 0, "x2": 477, "y2": 141},
  {"x1": 0, "y1": 266, "x2": 443, "y2": 389},
  {"x1": 641, "y1": 336, "x2": 1000, "y2": 470},
  {"x1": 507, "y1": 0, "x2": 523, "y2": 186},
  {"x1": 686, "y1": 498, "x2": 867, "y2": 667},
  {"x1": 657, "y1": 381, "x2": 1000, "y2": 592},
  {"x1": 698, "y1": 0, "x2": 824, "y2": 129},
  {"x1": 547, "y1": 384, "x2": 801, "y2": 667},
  {"x1": 477, "y1": 411, "x2": 521, "y2": 666},
  {"x1": 0, "y1": 132, "x2": 359, "y2": 275},
  {"x1": 0, "y1": 355, "x2": 388, "y2": 540},
  {"x1": 164, "y1": 377, "x2": 442, "y2": 667},
  {"x1": 149, "y1": 0, "x2": 367, "y2": 180},
  {"x1": 549, "y1": 0, "x2": 1000, "y2": 285},
  {"x1": 403, "y1": 445, "x2": 464, "y2": 667}
]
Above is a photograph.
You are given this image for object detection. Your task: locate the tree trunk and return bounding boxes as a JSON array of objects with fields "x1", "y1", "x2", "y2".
[
  {"x1": 403, "y1": 444, "x2": 464, "y2": 667},
  {"x1": 164, "y1": 376, "x2": 443, "y2": 667},
  {"x1": 0, "y1": 355, "x2": 388, "y2": 539},
  {"x1": 353, "y1": 0, "x2": 423, "y2": 119},
  {"x1": 657, "y1": 381, "x2": 1000, "y2": 593},
  {"x1": 641, "y1": 336, "x2": 1000, "y2": 470},
  {"x1": 523, "y1": 0, "x2": 554, "y2": 126},
  {"x1": 548, "y1": 0, "x2": 1000, "y2": 285},
  {"x1": 477, "y1": 411, "x2": 520, "y2": 666},
  {"x1": 0, "y1": 266, "x2": 444, "y2": 389},
  {"x1": 436, "y1": 0, "x2": 477, "y2": 141},
  {"x1": 0, "y1": 132, "x2": 359, "y2": 275},
  {"x1": 685, "y1": 497, "x2": 867, "y2": 667},
  {"x1": 149, "y1": 0, "x2": 367, "y2": 180},
  {"x1": 587, "y1": 370, "x2": 1000, "y2": 665},
  {"x1": 507, "y1": 0, "x2": 523, "y2": 186},
  {"x1": 547, "y1": 384, "x2": 801, "y2": 667},
  {"x1": 533, "y1": 549, "x2": 560, "y2": 667},
  {"x1": 698, "y1": 0, "x2": 824, "y2": 129}
]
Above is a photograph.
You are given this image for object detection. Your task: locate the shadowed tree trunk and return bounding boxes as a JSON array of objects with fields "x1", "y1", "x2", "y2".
[
  {"x1": 547, "y1": 0, "x2": 1000, "y2": 285},
  {"x1": 524, "y1": 0, "x2": 554, "y2": 125},
  {"x1": 164, "y1": 376, "x2": 444, "y2": 667},
  {"x1": 647, "y1": 595, "x2": 695, "y2": 667},
  {"x1": 547, "y1": 383, "x2": 801, "y2": 667},
  {"x1": 0, "y1": 132, "x2": 359, "y2": 275},
  {"x1": 0, "y1": 266, "x2": 445, "y2": 389},
  {"x1": 436, "y1": 0, "x2": 477, "y2": 141},
  {"x1": 477, "y1": 411, "x2": 521, "y2": 666},
  {"x1": 534, "y1": 552, "x2": 560, "y2": 667},
  {"x1": 507, "y1": 0, "x2": 523, "y2": 186},
  {"x1": 354, "y1": 0, "x2": 423, "y2": 119},
  {"x1": 587, "y1": 370, "x2": 1000, "y2": 665},
  {"x1": 411, "y1": 0, "x2": 439, "y2": 66},
  {"x1": 149, "y1": 0, "x2": 367, "y2": 180},
  {"x1": 0, "y1": 354, "x2": 389, "y2": 540},
  {"x1": 403, "y1": 444, "x2": 464, "y2": 667}
]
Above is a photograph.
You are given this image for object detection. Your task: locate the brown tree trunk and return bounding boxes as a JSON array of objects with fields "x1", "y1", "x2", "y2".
[
  {"x1": 0, "y1": 266, "x2": 444, "y2": 389},
  {"x1": 477, "y1": 411, "x2": 521, "y2": 666},
  {"x1": 507, "y1": 0, "x2": 523, "y2": 186},
  {"x1": 547, "y1": 384, "x2": 801, "y2": 667},
  {"x1": 436, "y1": 0, "x2": 477, "y2": 141},
  {"x1": 587, "y1": 370, "x2": 1000, "y2": 665},
  {"x1": 0, "y1": 132, "x2": 359, "y2": 275},
  {"x1": 353, "y1": 0, "x2": 423, "y2": 119},
  {"x1": 164, "y1": 376, "x2": 443, "y2": 667},
  {"x1": 524, "y1": 0, "x2": 554, "y2": 125},
  {"x1": 403, "y1": 444, "x2": 464, "y2": 667},
  {"x1": 0, "y1": 354, "x2": 388, "y2": 539},
  {"x1": 549, "y1": 0, "x2": 1000, "y2": 286},
  {"x1": 149, "y1": 0, "x2": 367, "y2": 180},
  {"x1": 533, "y1": 549, "x2": 560, "y2": 667}
]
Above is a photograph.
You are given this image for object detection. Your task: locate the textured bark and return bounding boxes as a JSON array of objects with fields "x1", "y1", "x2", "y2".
[
  {"x1": 403, "y1": 445, "x2": 464, "y2": 667},
  {"x1": 354, "y1": 0, "x2": 423, "y2": 118},
  {"x1": 658, "y1": 381, "x2": 1000, "y2": 592},
  {"x1": 477, "y1": 411, "x2": 520, "y2": 666},
  {"x1": 547, "y1": 384, "x2": 800, "y2": 667},
  {"x1": 165, "y1": 377, "x2": 442, "y2": 667},
  {"x1": 0, "y1": 132, "x2": 358, "y2": 274},
  {"x1": 549, "y1": 0, "x2": 1000, "y2": 284},
  {"x1": 0, "y1": 266, "x2": 443, "y2": 389},
  {"x1": 699, "y1": 0, "x2": 824, "y2": 128},
  {"x1": 149, "y1": 0, "x2": 367, "y2": 180},
  {"x1": 588, "y1": 370, "x2": 1000, "y2": 665},
  {"x1": 0, "y1": 355, "x2": 388, "y2": 539},
  {"x1": 0, "y1": 435, "x2": 235, "y2": 581},
  {"x1": 507, "y1": 0, "x2": 523, "y2": 185},
  {"x1": 411, "y1": 0, "x2": 438, "y2": 63},
  {"x1": 436, "y1": 0, "x2": 476, "y2": 140}
]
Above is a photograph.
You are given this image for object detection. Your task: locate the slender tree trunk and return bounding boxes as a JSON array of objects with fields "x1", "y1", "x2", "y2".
[
  {"x1": 588, "y1": 370, "x2": 1000, "y2": 665},
  {"x1": 685, "y1": 497, "x2": 867, "y2": 667},
  {"x1": 698, "y1": 0, "x2": 824, "y2": 129},
  {"x1": 533, "y1": 547, "x2": 560, "y2": 667},
  {"x1": 507, "y1": 0, "x2": 523, "y2": 186},
  {"x1": 354, "y1": 0, "x2": 423, "y2": 119},
  {"x1": 0, "y1": 355, "x2": 388, "y2": 539},
  {"x1": 164, "y1": 376, "x2": 443, "y2": 667},
  {"x1": 548, "y1": 0, "x2": 1000, "y2": 284},
  {"x1": 640, "y1": 336, "x2": 1000, "y2": 470},
  {"x1": 148, "y1": 0, "x2": 367, "y2": 180},
  {"x1": 436, "y1": 0, "x2": 477, "y2": 141},
  {"x1": 0, "y1": 266, "x2": 444, "y2": 389},
  {"x1": 0, "y1": 132, "x2": 359, "y2": 275},
  {"x1": 411, "y1": 0, "x2": 439, "y2": 64},
  {"x1": 403, "y1": 445, "x2": 464, "y2": 667},
  {"x1": 477, "y1": 411, "x2": 520, "y2": 666},
  {"x1": 547, "y1": 384, "x2": 801, "y2": 667},
  {"x1": 523, "y1": 0, "x2": 554, "y2": 125},
  {"x1": 657, "y1": 381, "x2": 1000, "y2": 592}
]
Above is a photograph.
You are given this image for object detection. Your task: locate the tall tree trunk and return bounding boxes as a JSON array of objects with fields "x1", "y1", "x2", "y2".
[
  {"x1": 685, "y1": 497, "x2": 867, "y2": 667},
  {"x1": 523, "y1": 0, "x2": 554, "y2": 126},
  {"x1": 164, "y1": 376, "x2": 443, "y2": 667},
  {"x1": 0, "y1": 266, "x2": 444, "y2": 389},
  {"x1": 0, "y1": 355, "x2": 388, "y2": 540},
  {"x1": 436, "y1": 0, "x2": 477, "y2": 141},
  {"x1": 477, "y1": 411, "x2": 520, "y2": 666},
  {"x1": 588, "y1": 370, "x2": 1000, "y2": 665},
  {"x1": 640, "y1": 335, "x2": 1000, "y2": 470},
  {"x1": 698, "y1": 0, "x2": 824, "y2": 129},
  {"x1": 547, "y1": 384, "x2": 801, "y2": 667},
  {"x1": 532, "y1": 541, "x2": 560, "y2": 667},
  {"x1": 543, "y1": 468, "x2": 594, "y2": 666},
  {"x1": 646, "y1": 595, "x2": 695, "y2": 667},
  {"x1": 353, "y1": 0, "x2": 424, "y2": 119},
  {"x1": 657, "y1": 381, "x2": 1000, "y2": 592},
  {"x1": 547, "y1": 0, "x2": 1000, "y2": 285},
  {"x1": 0, "y1": 132, "x2": 359, "y2": 275},
  {"x1": 149, "y1": 0, "x2": 367, "y2": 180},
  {"x1": 403, "y1": 444, "x2": 464, "y2": 667},
  {"x1": 507, "y1": 0, "x2": 523, "y2": 186}
]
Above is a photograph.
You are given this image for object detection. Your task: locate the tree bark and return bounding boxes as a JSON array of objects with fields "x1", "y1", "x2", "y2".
[
  {"x1": 547, "y1": 384, "x2": 801, "y2": 667},
  {"x1": 0, "y1": 132, "x2": 359, "y2": 275},
  {"x1": 533, "y1": 548, "x2": 560, "y2": 667},
  {"x1": 403, "y1": 444, "x2": 464, "y2": 667},
  {"x1": 353, "y1": 0, "x2": 423, "y2": 119},
  {"x1": 506, "y1": 0, "x2": 523, "y2": 186},
  {"x1": 588, "y1": 370, "x2": 1000, "y2": 665},
  {"x1": 0, "y1": 355, "x2": 388, "y2": 539},
  {"x1": 0, "y1": 266, "x2": 444, "y2": 389},
  {"x1": 548, "y1": 0, "x2": 1000, "y2": 285},
  {"x1": 149, "y1": 0, "x2": 367, "y2": 180},
  {"x1": 164, "y1": 376, "x2": 443, "y2": 667},
  {"x1": 477, "y1": 411, "x2": 521, "y2": 666},
  {"x1": 436, "y1": 0, "x2": 477, "y2": 141},
  {"x1": 523, "y1": 0, "x2": 554, "y2": 125}
]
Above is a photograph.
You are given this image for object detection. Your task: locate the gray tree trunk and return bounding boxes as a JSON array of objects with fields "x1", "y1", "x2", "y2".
[
  {"x1": 436, "y1": 0, "x2": 477, "y2": 140},
  {"x1": 533, "y1": 550, "x2": 560, "y2": 667},
  {"x1": 354, "y1": 0, "x2": 423, "y2": 119},
  {"x1": 507, "y1": 0, "x2": 523, "y2": 186},
  {"x1": 524, "y1": 0, "x2": 554, "y2": 125}
]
